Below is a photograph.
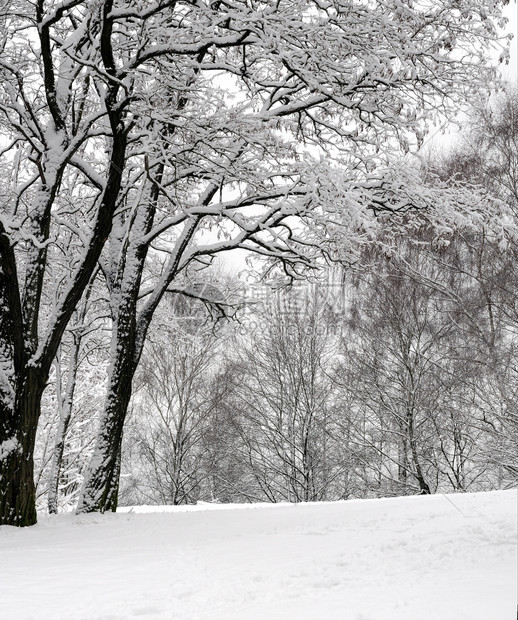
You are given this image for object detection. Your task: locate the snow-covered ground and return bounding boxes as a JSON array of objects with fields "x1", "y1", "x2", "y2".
[{"x1": 0, "y1": 490, "x2": 516, "y2": 620}]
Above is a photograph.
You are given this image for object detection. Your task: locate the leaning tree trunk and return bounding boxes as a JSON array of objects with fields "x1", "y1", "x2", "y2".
[
  {"x1": 77, "y1": 153, "x2": 209, "y2": 514},
  {"x1": 76, "y1": 291, "x2": 141, "y2": 513},
  {"x1": 76, "y1": 382, "x2": 132, "y2": 513},
  {"x1": 75, "y1": 390, "x2": 129, "y2": 513},
  {"x1": 76, "y1": 167, "x2": 165, "y2": 514}
]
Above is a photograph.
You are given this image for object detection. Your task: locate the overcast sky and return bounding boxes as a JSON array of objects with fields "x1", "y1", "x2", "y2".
[{"x1": 502, "y1": 3, "x2": 518, "y2": 83}]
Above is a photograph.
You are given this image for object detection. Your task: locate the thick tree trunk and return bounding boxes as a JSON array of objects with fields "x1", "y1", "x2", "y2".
[
  {"x1": 0, "y1": 0, "x2": 129, "y2": 527},
  {"x1": 77, "y1": 124, "x2": 207, "y2": 514},
  {"x1": 0, "y1": 373, "x2": 45, "y2": 526},
  {"x1": 76, "y1": 171, "x2": 163, "y2": 514},
  {"x1": 0, "y1": 446, "x2": 36, "y2": 527}
]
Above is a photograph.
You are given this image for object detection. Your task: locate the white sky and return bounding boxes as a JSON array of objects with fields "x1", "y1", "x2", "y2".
[{"x1": 501, "y1": 2, "x2": 518, "y2": 83}]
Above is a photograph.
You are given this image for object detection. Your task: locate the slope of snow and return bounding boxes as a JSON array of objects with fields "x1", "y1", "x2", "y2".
[{"x1": 0, "y1": 490, "x2": 516, "y2": 620}]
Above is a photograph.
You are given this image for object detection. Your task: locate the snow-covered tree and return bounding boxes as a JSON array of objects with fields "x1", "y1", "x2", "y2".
[{"x1": 0, "y1": 0, "x2": 511, "y2": 525}]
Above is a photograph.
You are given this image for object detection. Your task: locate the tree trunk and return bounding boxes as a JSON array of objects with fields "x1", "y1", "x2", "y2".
[
  {"x1": 76, "y1": 173, "x2": 165, "y2": 513},
  {"x1": 0, "y1": 444, "x2": 36, "y2": 527},
  {"x1": 0, "y1": 372, "x2": 45, "y2": 526},
  {"x1": 407, "y1": 408, "x2": 431, "y2": 495},
  {"x1": 76, "y1": 376, "x2": 133, "y2": 512},
  {"x1": 398, "y1": 434, "x2": 409, "y2": 486},
  {"x1": 76, "y1": 309, "x2": 138, "y2": 513},
  {"x1": 0, "y1": 131, "x2": 127, "y2": 525}
]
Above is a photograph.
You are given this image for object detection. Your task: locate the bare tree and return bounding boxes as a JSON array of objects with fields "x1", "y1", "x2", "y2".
[
  {"x1": 336, "y1": 233, "x2": 499, "y2": 496},
  {"x1": 215, "y1": 287, "x2": 348, "y2": 502},
  {"x1": 430, "y1": 88, "x2": 518, "y2": 486},
  {"x1": 119, "y1": 319, "x2": 222, "y2": 506}
]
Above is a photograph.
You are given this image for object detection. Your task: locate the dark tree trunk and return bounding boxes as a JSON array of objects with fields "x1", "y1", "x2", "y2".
[
  {"x1": 0, "y1": 253, "x2": 39, "y2": 526},
  {"x1": 76, "y1": 331, "x2": 136, "y2": 513},
  {"x1": 77, "y1": 109, "x2": 212, "y2": 514},
  {"x1": 0, "y1": 447, "x2": 36, "y2": 527},
  {"x1": 76, "y1": 167, "x2": 168, "y2": 514},
  {"x1": 0, "y1": 372, "x2": 45, "y2": 526}
]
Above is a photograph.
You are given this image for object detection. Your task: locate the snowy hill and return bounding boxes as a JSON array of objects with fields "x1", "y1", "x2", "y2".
[{"x1": 0, "y1": 490, "x2": 516, "y2": 620}]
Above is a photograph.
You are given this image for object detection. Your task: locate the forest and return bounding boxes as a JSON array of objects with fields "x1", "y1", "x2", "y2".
[{"x1": 0, "y1": 0, "x2": 516, "y2": 526}]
